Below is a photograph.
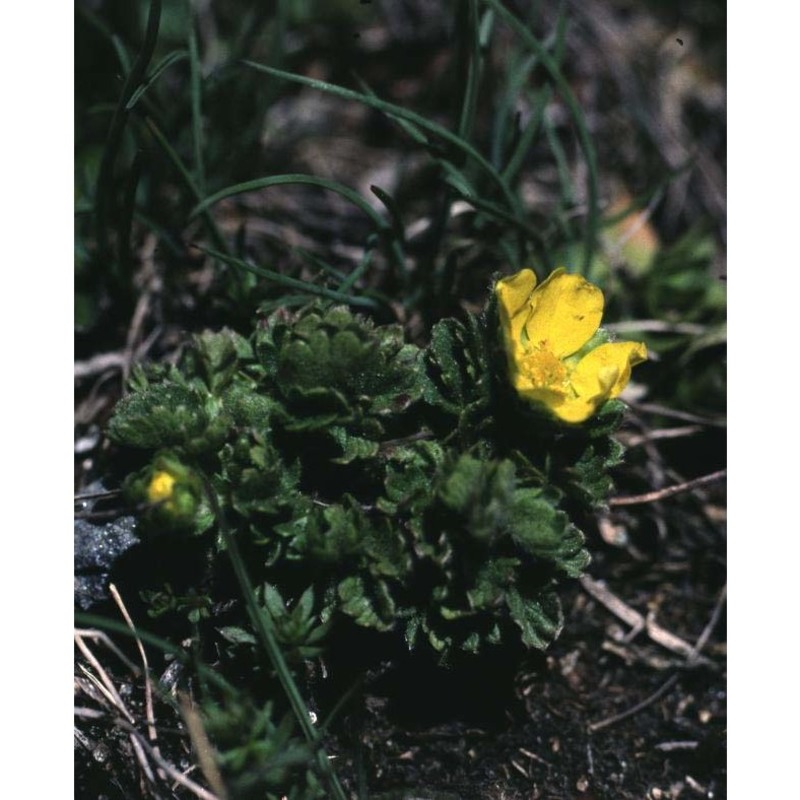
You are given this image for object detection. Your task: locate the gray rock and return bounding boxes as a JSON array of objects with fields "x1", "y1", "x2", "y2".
[{"x1": 74, "y1": 486, "x2": 139, "y2": 610}]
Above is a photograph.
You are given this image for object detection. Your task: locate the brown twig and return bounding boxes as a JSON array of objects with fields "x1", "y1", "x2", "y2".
[
  {"x1": 620, "y1": 425, "x2": 703, "y2": 448},
  {"x1": 74, "y1": 633, "x2": 136, "y2": 724},
  {"x1": 74, "y1": 628, "x2": 141, "y2": 675},
  {"x1": 74, "y1": 351, "x2": 129, "y2": 380},
  {"x1": 122, "y1": 233, "x2": 161, "y2": 386},
  {"x1": 179, "y1": 692, "x2": 230, "y2": 800},
  {"x1": 119, "y1": 721, "x2": 222, "y2": 800},
  {"x1": 609, "y1": 469, "x2": 726, "y2": 506},
  {"x1": 74, "y1": 488, "x2": 123, "y2": 503},
  {"x1": 687, "y1": 583, "x2": 727, "y2": 665},
  {"x1": 579, "y1": 575, "x2": 712, "y2": 665},
  {"x1": 588, "y1": 673, "x2": 680, "y2": 733},
  {"x1": 585, "y1": 578, "x2": 726, "y2": 733},
  {"x1": 75, "y1": 632, "x2": 157, "y2": 786},
  {"x1": 654, "y1": 740, "x2": 699, "y2": 752},
  {"x1": 74, "y1": 328, "x2": 159, "y2": 382},
  {"x1": 110, "y1": 585, "x2": 160, "y2": 757},
  {"x1": 630, "y1": 401, "x2": 726, "y2": 428}
]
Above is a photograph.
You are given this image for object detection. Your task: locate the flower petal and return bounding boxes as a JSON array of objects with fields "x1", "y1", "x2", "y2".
[
  {"x1": 570, "y1": 341, "x2": 648, "y2": 403},
  {"x1": 496, "y1": 269, "x2": 537, "y2": 348},
  {"x1": 513, "y1": 371, "x2": 568, "y2": 404},
  {"x1": 546, "y1": 395, "x2": 598, "y2": 424},
  {"x1": 524, "y1": 270, "x2": 604, "y2": 358}
]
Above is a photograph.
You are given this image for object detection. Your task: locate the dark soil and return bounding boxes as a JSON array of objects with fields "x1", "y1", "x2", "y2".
[{"x1": 317, "y1": 518, "x2": 726, "y2": 800}]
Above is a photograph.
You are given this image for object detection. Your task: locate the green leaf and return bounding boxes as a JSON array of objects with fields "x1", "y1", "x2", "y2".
[
  {"x1": 505, "y1": 587, "x2": 563, "y2": 650},
  {"x1": 423, "y1": 315, "x2": 490, "y2": 419},
  {"x1": 437, "y1": 455, "x2": 515, "y2": 545},
  {"x1": 509, "y1": 488, "x2": 591, "y2": 577},
  {"x1": 567, "y1": 436, "x2": 625, "y2": 507},
  {"x1": 217, "y1": 626, "x2": 257, "y2": 646},
  {"x1": 329, "y1": 426, "x2": 380, "y2": 464},
  {"x1": 467, "y1": 557, "x2": 520, "y2": 609},
  {"x1": 187, "y1": 328, "x2": 253, "y2": 394},
  {"x1": 337, "y1": 576, "x2": 395, "y2": 631},
  {"x1": 108, "y1": 383, "x2": 210, "y2": 449},
  {"x1": 379, "y1": 440, "x2": 444, "y2": 515}
]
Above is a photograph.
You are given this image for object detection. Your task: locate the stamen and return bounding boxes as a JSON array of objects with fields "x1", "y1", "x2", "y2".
[{"x1": 522, "y1": 347, "x2": 568, "y2": 388}]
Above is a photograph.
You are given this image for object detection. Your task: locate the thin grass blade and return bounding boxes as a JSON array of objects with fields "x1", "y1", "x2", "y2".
[
  {"x1": 484, "y1": 0, "x2": 600, "y2": 277},
  {"x1": 190, "y1": 244, "x2": 381, "y2": 309},
  {"x1": 242, "y1": 60, "x2": 522, "y2": 219},
  {"x1": 125, "y1": 50, "x2": 189, "y2": 110}
]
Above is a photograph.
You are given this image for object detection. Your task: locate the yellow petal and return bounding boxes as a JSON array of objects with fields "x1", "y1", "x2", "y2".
[
  {"x1": 547, "y1": 396, "x2": 598, "y2": 424},
  {"x1": 516, "y1": 380, "x2": 597, "y2": 423},
  {"x1": 524, "y1": 270, "x2": 604, "y2": 358},
  {"x1": 496, "y1": 269, "x2": 537, "y2": 347},
  {"x1": 570, "y1": 341, "x2": 647, "y2": 402},
  {"x1": 515, "y1": 382, "x2": 569, "y2": 409}
]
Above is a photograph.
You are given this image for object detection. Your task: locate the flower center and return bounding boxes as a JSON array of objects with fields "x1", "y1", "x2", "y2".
[{"x1": 520, "y1": 345, "x2": 568, "y2": 389}]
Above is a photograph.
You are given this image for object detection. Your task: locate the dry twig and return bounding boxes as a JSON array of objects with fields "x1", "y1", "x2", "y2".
[
  {"x1": 609, "y1": 469, "x2": 726, "y2": 507},
  {"x1": 579, "y1": 575, "x2": 711, "y2": 664},
  {"x1": 179, "y1": 692, "x2": 230, "y2": 800},
  {"x1": 110, "y1": 584, "x2": 161, "y2": 762},
  {"x1": 620, "y1": 425, "x2": 703, "y2": 448},
  {"x1": 630, "y1": 401, "x2": 726, "y2": 428},
  {"x1": 588, "y1": 674, "x2": 680, "y2": 733},
  {"x1": 687, "y1": 583, "x2": 727, "y2": 666},
  {"x1": 586, "y1": 577, "x2": 725, "y2": 733}
]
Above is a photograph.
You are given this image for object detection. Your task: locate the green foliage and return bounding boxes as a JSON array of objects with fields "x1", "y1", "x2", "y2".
[
  {"x1": 108, "y1": 295, "x2": 635, "y2": 659},
  {"x1": 122, "y1": 451, "x2": 213, "y2": 533},
  {"x1": 423, "y1": 314, "x2": 492, "y2": 439},
  {"x1": 220, "y1": 585, "x2": 332, "y2": 663},
  {"x1": 141, "y1": 584, "x2": 213, "y2": 623},
  {"x1": 202, "y1": 695, "x2": 327, "y2": 800},
  {"x1": 108, "y1": 383, "x2": 211, "y2": 450},
  {"x1": 397, "y1": 453, "x2": 580, "y2": 654},
  {"x1": 256, "y1": 304, "x2": 424, "y2": 431}
]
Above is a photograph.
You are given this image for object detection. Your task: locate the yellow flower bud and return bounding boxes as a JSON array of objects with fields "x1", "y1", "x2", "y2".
[{"x1": 147, "y1": 470, "x2": 177, "y2": 506}]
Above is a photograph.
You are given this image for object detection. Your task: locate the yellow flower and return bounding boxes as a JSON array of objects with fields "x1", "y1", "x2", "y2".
[
  {"x1": 147, "y1": 470, "x2": 177, "y2": 508},
  {"x1": 496, "y1": 268, "x2": 647, "y2": 424}
]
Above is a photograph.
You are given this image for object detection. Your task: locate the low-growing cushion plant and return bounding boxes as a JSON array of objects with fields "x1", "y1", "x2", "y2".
[{"x1": 109, "y1": 269, "x2": 645, "y2": 660}]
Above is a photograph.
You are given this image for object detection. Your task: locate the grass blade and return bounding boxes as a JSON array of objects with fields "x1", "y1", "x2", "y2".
[
  {"x1": 339, "y1": 236, "x2": 376, "y2": 293},
  {"x1": 140, "y1": 116, "x2": 231, "y2": 258},
  {"x1": 76, "y1": 4, "x2": 132, "y2": 74},
  {"x1": 484, "y1": 0, "x2": 600, "y2": 277},
  {"x1": 117, "y1": 151, "x2": 142, "y2": 274},
  {"x1": 242, "y1": 60, "x2": 522, "y2": 220},
  {"x1": 75, "y1": 612, "x2": 236, "y2": 695},
  {"x1": 190, "y1": 173, "x2": 389, "y2": 234},
  {"x1": 95, "y1": 0, "x2": 162, "y2": 265},
  {"x1": 191, "y1": 173, "x2": 410, "y2": 292},
  {"x1": 204, "y1": 483, "x2": 350, "y2": 800},
  {"x1": 544, "y1": 112, "x2": 576, "y2": 216},
  {"x1": 457, "y1": 0, "x2": 483, "y2": 142},
  {"x1": 188, "y1": 26, "x2": 206, "y2": 193},
  {"x1": 501, "y1": 84, "x2": 551, "y2": 182},
  {"x1": 125, "y1": 50, "x2": 189, "y2": 110},
  {"x1": 370, "y1": 185, "x2": 406, "y2": 245},
  {"x1": 190, "y1": 243, "x2": 381, "y2": 310}
]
